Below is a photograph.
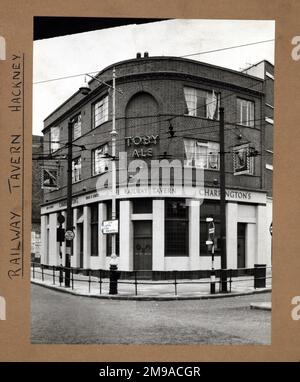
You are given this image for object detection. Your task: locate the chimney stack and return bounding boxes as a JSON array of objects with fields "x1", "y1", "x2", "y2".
[{"x1": 136, "y1": 52, "x2": 142, "y2": 59}]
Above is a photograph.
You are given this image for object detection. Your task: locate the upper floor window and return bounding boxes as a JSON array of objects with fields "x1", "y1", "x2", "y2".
[
  {"x1": 184, "y1": 138, "x2": 220, "y2": 170},
  {"x1": 50, "y1": 126, "x2": 60, "y2": 153},
  {"x1": 71, "y1": 114, "x2": 82, "y2": 140},
  {"x1": 184, "y1": 87, "x2": 220, "y2": 120},
  {"x1": 93, "y1": 95, "x2": 109, "y2": 128},
  {"x1": 72, "y1": 157, "x2": 82, "y2": 183},
  {"x1": 92, "y1": 144, "x2": 109, "y2": 176},
  {"x1": 237, "y1": 98, "x2": 254, "y2": 127}
]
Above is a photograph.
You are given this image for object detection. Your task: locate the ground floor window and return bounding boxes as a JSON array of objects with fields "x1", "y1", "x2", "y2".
[
  {"x1": 90, "y1": 203, "x2": 98, "y2": 256},
  {"x1": 165, "y1": 199, "x2": 189, "y2": 257}
]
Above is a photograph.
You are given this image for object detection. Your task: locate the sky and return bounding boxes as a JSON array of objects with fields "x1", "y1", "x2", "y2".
[{"x1": 32, "y1": 19, "x2": 275, "y2": 136}]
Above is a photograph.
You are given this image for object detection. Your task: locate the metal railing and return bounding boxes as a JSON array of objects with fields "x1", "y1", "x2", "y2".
[{"x1": 31, "y1": 262, "x2": 272, "y2": 296}]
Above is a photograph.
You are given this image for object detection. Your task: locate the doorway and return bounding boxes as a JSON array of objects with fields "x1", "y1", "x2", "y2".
[
  {"x1": 237, "y1": 223, "x2": 246, "y2": 269},
  {"x1": 133, "y1": 221, "x2": 152, "y2": 271}
]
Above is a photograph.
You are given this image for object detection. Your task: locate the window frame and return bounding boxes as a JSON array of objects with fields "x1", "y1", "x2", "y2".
[
  {"x1": 72, "y1": 156, "x2": 82, "y2": 184},
  {"x1": 92, "y1": 143, "x2": 109, "y2": 176},
  {"x1": 92, "y1": 95, "x2": 109, "y2": 129},
  {"x1": 90, "y1": 203, "x2": 99, "y2": 257},
  {"x1": 71, "y1": 113, "x2": 82, "y2": 141},
  {"x1": 49, "y1": 126, "x2": 60, "y2": 153},
  {"x1": 236, "y1": 97, "x2": 255, "y2": 127},
  {"x1": 165, "y1": 199, "x2": 189, "y2": 257},
  {"x1": 184, "y1": 138, "x2": 220, "y2": 170},
  {"x1": 183, "y1": 86, "x2": 220, "y2": 120}
]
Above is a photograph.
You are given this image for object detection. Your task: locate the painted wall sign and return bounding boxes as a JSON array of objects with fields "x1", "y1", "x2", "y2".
[{"x1": 125, "y1": 135, "x2": 159, "y2": 158}]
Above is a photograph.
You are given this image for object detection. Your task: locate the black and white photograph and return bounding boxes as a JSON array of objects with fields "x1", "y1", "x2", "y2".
[{"x1": 31, "y1": 18, "x2": 274, "y2": 345}]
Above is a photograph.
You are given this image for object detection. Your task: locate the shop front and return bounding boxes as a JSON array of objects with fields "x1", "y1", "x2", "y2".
[{"x1": 40, "y1": 187, "x2": 272, "y2": 272}]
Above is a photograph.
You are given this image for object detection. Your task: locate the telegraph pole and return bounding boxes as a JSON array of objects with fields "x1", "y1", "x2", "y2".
[
  {"x1": 65, "y1": 120, "x2": 73, "y2": 287},
  {"x1": 219, "y1": 107, "x2": 227, "y2": 292},
  {"x1": 110, "y1": 68, "x2": 117, "y2": 258}
]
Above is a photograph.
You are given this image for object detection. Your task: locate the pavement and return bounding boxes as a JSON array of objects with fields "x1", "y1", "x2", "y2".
[{"x1": 31, "y1": 266, "x2": 272, "y2": 301}]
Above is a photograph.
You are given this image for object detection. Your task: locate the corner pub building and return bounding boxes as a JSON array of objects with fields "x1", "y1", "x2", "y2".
[{"x1": 40, "y1": 53, "x2": 273, "y2": 272}]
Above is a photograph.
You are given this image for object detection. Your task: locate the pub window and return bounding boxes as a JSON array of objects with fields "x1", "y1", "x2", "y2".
[
  {"x1": 237, "y1": 98, "x2": 254, "y2": 127},
  {"x1": 50, "y1": 126, "x2": 60, "y2": 153},
  {"x1": 92, "y1": 143, "x2": 109, "y2": 176},
  {"x1": 184, "y1": 138, "x2": 219, "y2": 170},
  {"x1": 132, "y1": 198, "x2": 152, "y2": 214},
  {"x1": 165, "y1": 199, "x2": 189, "y2": 257},
  {"x1": 184, "y1": 87, "x2": 220, "y2": 120},
  {"x1": 90, "y1": 203, "x2": 98, "y2": 257},
  {"x1": 71, "y1": 114, "x2": 82, "y2": 140},
  {"x1": 72, "y1": 157, "x2": 82, "y2": 183},
  {"x1": 93, "y1": 95, "x2": 109, "y2": 128}
]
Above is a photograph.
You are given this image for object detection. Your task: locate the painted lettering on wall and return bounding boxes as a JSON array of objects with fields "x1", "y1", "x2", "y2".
[{"x1": 125, "y1": 135, "x2": 159, "y2": 158}]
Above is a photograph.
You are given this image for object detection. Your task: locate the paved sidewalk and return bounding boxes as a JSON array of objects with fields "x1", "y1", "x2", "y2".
[{"x1": 31, "y1": 267, "x2": 272, "y2": 300}]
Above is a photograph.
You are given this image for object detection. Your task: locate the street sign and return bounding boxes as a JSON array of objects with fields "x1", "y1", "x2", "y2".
[
  {"x1": 65, "y1": 230, "x2": 75, "y2": 241},
  {"x1": 57, "y1": 213, "x2": 65, "y2": 224},
  {"x1": 101, "y1": 220, "x2": 119, "y2": 234},
  {"x1": 57, "y1": 227, "x2": 65, "y2": 243}
]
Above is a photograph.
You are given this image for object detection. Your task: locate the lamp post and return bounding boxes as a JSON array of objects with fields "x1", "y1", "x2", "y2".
[
  {"x1": 219, "y1": 106, "x2": 227, "y2": 292},
  {"x1": 206, "y1": 217, "x2": 215, "y2": 294}
]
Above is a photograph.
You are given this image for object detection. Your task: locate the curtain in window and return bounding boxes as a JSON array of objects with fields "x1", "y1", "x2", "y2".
[
  {"x1": 195, "y1": 142, "x2": 208, "y2": 168},
  {"x1": 94, "y1": 144, "x2": 109, "y2": 174},
  {"x1": 183, "y1": 139, "x2": 195, "y2": 166},
  {"x1": 207, "y1": 142, "x2": 219, "y2": 169},
  {"x1": 206, "y1": 90, "x2": 217, "y2": 119},
  {"x1": 184, "y1": 87, "x2": 197, "y2": 116}
]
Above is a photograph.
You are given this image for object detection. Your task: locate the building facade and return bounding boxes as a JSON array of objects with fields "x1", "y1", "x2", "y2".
[
  {"x1": 40, "y1": 54, "x2": 273, "y2": 271},
  {"x1": 32, "y1": 135, "x2": 44, "y2": 261}
]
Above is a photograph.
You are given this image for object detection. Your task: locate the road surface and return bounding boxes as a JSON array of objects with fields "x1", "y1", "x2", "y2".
[{"x1": 31, "y1": 284, "x2": 271, "y2": 344}]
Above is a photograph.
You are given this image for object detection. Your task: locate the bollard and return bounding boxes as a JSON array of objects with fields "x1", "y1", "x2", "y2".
[
  {"x1": 59, "y1": 266, "x2": 63, "y2": 285},
  {"x1": 109, "y1": 264, "x2": 119, "y2": 295},
  {"x1": 210, "y1": 270, "x2": 216, "y2": 294},
  {"x1": 99, "y1": 269, "x2": 102, "y2": 295},
  {"x1": 254, "y1": 264, "x2": 266, "y2": 288},
  {"x1": 134, "y1": 271, "x2": 138, "y2": 296}
]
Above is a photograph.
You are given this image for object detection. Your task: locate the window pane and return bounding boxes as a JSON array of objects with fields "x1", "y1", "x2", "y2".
[
  {"x1": 165, "y1": 199, "x2": 188, "y2": 219},
  {"x1": 93, "y1": 144, "x2": 109, "y2": 175},
  {"x1": 195, "y1": 143, "x2": 208, "y2": 168},
  {"x1": 50, "y1": 127, "x2": 60, "y2": 152},
  {"x1": 132, "y1": 198, "x2": 152, "y2": 214},
  {"x1": 72, "y1": 114, "x2": 81, "y2": 140},
  {"x1": 237, "y1": 98, "x2": 254, "y2": 126},
  {"x1": 72, "y1": 157, "x2": 81, "y2": 183},
  {"x1": 94, "y1": 96, "x2": 109, "y2": 127},
  {"x1": 165, "y1": 220, "x2": 189, "y2": 256}
]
